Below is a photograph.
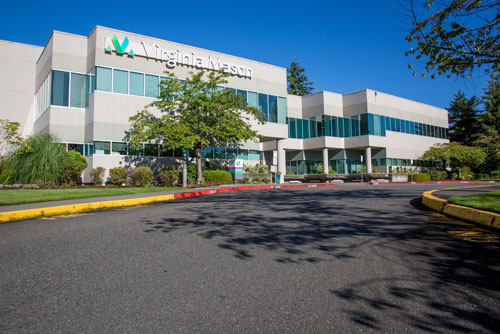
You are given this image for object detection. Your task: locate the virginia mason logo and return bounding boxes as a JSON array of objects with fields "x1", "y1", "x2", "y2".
[
  {"x1": 105, "y1": 34, "x2": 134, "y2": 56},
  {"x1": 104, "y1": 33, "x2": 253, "y2": 78}
]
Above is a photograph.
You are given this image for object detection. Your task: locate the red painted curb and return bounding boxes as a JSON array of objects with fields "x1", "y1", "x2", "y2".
[{"x1": 172, "y1": 183, "x2": 340, "y2": 200}]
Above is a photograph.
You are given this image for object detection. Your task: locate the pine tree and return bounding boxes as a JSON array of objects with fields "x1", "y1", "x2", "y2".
[
  {"x1": 447, "y1": 90, "x2": 481, "y2": 146},
  {"x1": 287, "y1": 60, "x2": 314, "y2": 96},
  {"x1": 475, "y1": 72, "x2": 500, "y2": 170}
]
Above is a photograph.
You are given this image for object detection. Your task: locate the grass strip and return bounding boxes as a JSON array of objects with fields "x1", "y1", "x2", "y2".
[
  {"x1": 448, "y1": 190, "x2": 500, "y2": 214},
  {"x1": 0, "y1": 187, "x2": 181, "y2": 206}
]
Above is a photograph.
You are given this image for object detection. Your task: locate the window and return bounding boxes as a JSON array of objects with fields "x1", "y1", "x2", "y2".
[
  {"x1": 237, "y1": 149, "x2": 248, "y2": 160},
  {"x1": 94, "y1": 141, "x2": 110, "y2": 155},
  {"x1": 258, "y1": 93, "x2": 268, "y2": 121},
  {"x1": 51, "y1": 70, "x2": 69, "y2": 106},
  {"x1": 130, "y1": 72, "x2": 144, "y2": 96},
  {"x1": 268, "y1": 95, "x2": 277, "y2": 123},
  {"x1": 144, "y1": 144, "x2": 158, "y2": 156},
  {"x1": 67, "y1": 143, "x2": 84, "y2": 155},
  {"x1": 96, "y1": 66, "x2": 112, "y2": 92},
  {"x1": 289, "y1": 118, "x2": 297, "y2": 138},
  {"x1": 113, "y1": 69, "x2": 128, "y2": 94},
  {"x1": 247, "y1": 91, "x2": 258, "y2": 108},
  {"x1": 145, "y1": 74, "x2": 159, "y2": 98},
  {"x1": 112, "y1": 142, "x2": 127, "y2": 155},
  {"x1": 70, "y1": 73, "x2": 88, "y2": 108},
  {"x1": 277, "y1": 97, "x2": 287, "y2": 124},
  {"x1": 237, "y1": 89, "x2": 247, "y2": 103},
  {"x1": 248, "y1": 150, "x2": 260, "y2": 160}
]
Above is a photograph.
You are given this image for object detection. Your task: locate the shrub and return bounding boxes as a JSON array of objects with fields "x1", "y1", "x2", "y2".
[
  {"x1": 242, "y1": 176, "x2": 251, "y2": 184},
  {"x1": 91, "y1": 167, "x2": 106, "y2": 185},
  {"x1": 428, "y1": 169, "x2": 448, "y2": 181},
  {"x1": 451, "y1": 166, "x2": 475, "y2": 180},
  {"x1": 244, "y1": 163, "x2": 269, "y2": 173},
  {"x1": 202, "y1": 170, "x2": 233, "y2": 184},
  {"x1": 251, "y1": 176, "x2": 262, "y2": 184},
  {"x1": 109, "y1": 167, "x2": 129, "y2": 186},
  {"x1": 261, "y1": 177, "x2": 271, "y2": 184},
  {"x1": 413, "y1": 173, "x2": 431, "y2": 182},
  {"x1": 187, "y1": 163, "x2": 197, "y2": 184},
  {"x1": 58, "y1": 150, "x2": 87, "y2": 185},
  {"x1": 372, "y1": 169, "x2": 381, "y2": 173},
  {"x1": 5, "y1": 133, "x2": 67, "y2": 185},
  {"x1": 129, "y1": 166, "x2": 154, "y2": 187},
  {"x1": 159, "y1": 166, "x2": 180, "y2": 186}
]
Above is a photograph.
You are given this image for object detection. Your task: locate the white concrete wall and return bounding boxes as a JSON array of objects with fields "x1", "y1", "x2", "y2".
[{"x1": 0, "y1": 40, "x2": 43, "y2": 136}]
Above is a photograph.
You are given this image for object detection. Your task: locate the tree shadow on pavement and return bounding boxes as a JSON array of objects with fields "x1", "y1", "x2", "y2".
[{"x1": 140, "y1": 187, "x2": 500, "y2": 333}]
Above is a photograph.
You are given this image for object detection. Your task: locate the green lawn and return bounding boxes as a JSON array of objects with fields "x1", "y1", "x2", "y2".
[
  {"x1": 448, "y1": 190, "x2": 500, "y2": 214},
  {"x1": 0, "y1": 187, "x2": 181, "y2": 206}
]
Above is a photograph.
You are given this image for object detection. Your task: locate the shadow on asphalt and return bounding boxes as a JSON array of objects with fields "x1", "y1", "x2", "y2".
[{"x1": 139, "y1": 188, "x2": 500, "y2": 333}]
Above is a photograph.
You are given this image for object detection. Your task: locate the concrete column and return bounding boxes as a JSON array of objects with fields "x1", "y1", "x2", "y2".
[
  {"x1": 322, "y1": 148, "x2": 329, "y2": 174},
  {"x1": 277, "y1": 139, "x2": 285, "y2": 184},
  {"x1": 365, "y1": 147, "x2": 372, "y2": 174}
]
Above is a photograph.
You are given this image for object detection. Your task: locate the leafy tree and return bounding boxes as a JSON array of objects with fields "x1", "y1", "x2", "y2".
[
  {"x1": 129, "y1": 70, "x2": 264, "y2": 184},
  {"x1": 422, "y1": 142, "x2": 487, "y2": 170},
  {"x1": 475, "y1": 71, "x2": 500, "y2": 168},
  {"x1": 0, "y1": 119, "x2": 23, "y2": 158},
  {"x1": 405, "y1": 0, "x2": 500, "y2": 78},
  {"x1": 287, "y1": 60, "x2": 314, "y2": 96},
  {"x1": 448, "y1": 90, "x2": 482, "y2": 145}
]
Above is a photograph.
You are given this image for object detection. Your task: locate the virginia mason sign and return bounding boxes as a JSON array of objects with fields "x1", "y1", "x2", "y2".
[{"x1": 105, "y1": 34, "x2": 253, "y2": 79}]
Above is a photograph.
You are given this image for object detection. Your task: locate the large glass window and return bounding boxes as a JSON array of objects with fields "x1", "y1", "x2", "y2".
[
  {"x1": 237, "y1": 89, "x2": 247, "y2": 103},
  {"x1": 144, "y1": 144, "x2": 158, "y2": 156},
  {"x1": 248, "y1": 150, "x2": 260, "y2": 160},
  {"x1": 130, "y1": 72, "x2": 144, "y2": 96},
  {"x1": 258, "y1": 93, "x2": 268, "y2": 121},
  {"x1": 268, "y1": 95, "x2": 277, "y2": 123},
  {"x1": 96, "y1": 66, "x2": 112, "y2": 92},
  {"x1": 51, "y1": 70, "x2": 69, "y2": 106},
  {"x1": 237, "y1": 149, "x2": 248, "y2": 160},
  {"x1": 111, "y1": 142, "x2": 127, "y2": 155},
  {"x1": 145, "y1": 74, "x2": 159, "y2": 98},
  {"x1": 94, "y1": 141, "x2": 110, "y2": 155},
  {"x1": 70, "y1": 73, "x2": 88, "y2": 108},
  {"x1": 247, "y1": 91, "x2": 258, "y2": 109},
  {"x1": 113, "y1": 69, "x2": 128, "y2": 94},
  {"x1": 277, "y1": 97, "x2": 287, "y2": 124},
  {"x1": 289, "y1": 118, "x2": 297, "y2": 138}
]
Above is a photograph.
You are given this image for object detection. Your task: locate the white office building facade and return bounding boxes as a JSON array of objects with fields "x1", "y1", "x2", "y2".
[{"x1": 0, "y1": 26, "x2": 449, "y2": 182}]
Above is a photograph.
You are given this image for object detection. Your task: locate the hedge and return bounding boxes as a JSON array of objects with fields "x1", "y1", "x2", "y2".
[
  {"x1": 413, "y1": 173, "x2": 431, "y2": 182},
  {"x1": 202, "y1": 170, "x2": 233, "y2": 184}
]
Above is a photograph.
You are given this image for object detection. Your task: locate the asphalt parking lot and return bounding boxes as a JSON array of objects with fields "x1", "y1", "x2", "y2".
[{"x1": 1, "y1": 184, "x2": 499, "y2": 333}]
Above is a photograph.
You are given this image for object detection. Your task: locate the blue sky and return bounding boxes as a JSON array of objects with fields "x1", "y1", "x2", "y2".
[{"x1": 0, "y1": 0, "x2": 489, "y2": 109}]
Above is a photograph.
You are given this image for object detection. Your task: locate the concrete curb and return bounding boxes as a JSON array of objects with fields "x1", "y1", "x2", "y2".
[
  {"x1": 0, "y1": 183, "x2": 339, "y2": 223},
  {"x1": 422, "y1": 189, "x2": 500, "y2": 230}
]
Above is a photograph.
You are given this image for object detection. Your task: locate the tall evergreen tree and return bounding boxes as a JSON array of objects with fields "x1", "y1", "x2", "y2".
[
  {"x1": 447, "y1": 90, "x2": 481, "y2": 146},
  {"x1": 475, "y1": 72, "x2": 500, "y2": 169},
  {"x1": 287, "y1": 60, "x2": 314, "y2": 96}
]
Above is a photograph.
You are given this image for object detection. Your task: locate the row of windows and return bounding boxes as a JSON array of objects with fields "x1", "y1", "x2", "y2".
[
  {"x1": 92, "y1": 66, "x2": 288, "y2": 124},
  {"x1": 90, "y1": 141, "x2": 261, "y2": 160},
  {"x1": 35, "y1": 70, "x2": 90, "y2": 119},
  {"x1": 287, "y1": 114, "x2": 448, "y2": 140},
  {"x1": 286, "y1": 158, "x2": 444, "y2": 175}
]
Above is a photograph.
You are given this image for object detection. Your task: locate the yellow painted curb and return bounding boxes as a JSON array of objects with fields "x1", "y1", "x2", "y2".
[
  {"x1": 422, "y1": 187, "x2": 500, "y2": 230},
  {"x1": 0, "y1": 194, "x2": 175, "y2": 223},
  {"x1": 422, "y1": 190, "x2": 446, "y2": 212},
  {"x1": 443, "y1": 203, "x2": 497, "y2": 227}
]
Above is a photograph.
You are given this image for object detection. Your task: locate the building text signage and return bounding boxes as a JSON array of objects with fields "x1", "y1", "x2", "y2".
[{"x1": 105, "y1": 34, "x2": 253, "y2": 78}]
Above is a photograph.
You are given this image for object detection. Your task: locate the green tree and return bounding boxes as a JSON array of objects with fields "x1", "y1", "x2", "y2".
[
  {"x1": 422, "y1": 142, "x2": 487, "y2": 170},
  {"x1": 0, "y1": 119, "x2": 23, "y2": 158},
  {"x1": 129, "y1": 70, "x2": 264, "y2": 184},
  {"x1": 448, "y1": 90, "x2": 482, "y2": 145},
  {"x1": 287, "y1": 60, "x2": 314, "y2": 96},
  {"x1": 475, "y1": 72, "x2": 500, "y2": 168},
  {"x1": 405, "y1": 0, "x2": 500, "y2": 78}
]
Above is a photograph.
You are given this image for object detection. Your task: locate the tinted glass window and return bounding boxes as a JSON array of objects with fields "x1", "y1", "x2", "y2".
[{"x1": 51, "y1": 70, "x2": 69, "y2": 106}]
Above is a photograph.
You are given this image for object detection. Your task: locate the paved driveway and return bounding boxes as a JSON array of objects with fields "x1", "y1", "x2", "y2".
[{"x1": 1, "y1": 184, "x2": 499, "y2": 333}]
